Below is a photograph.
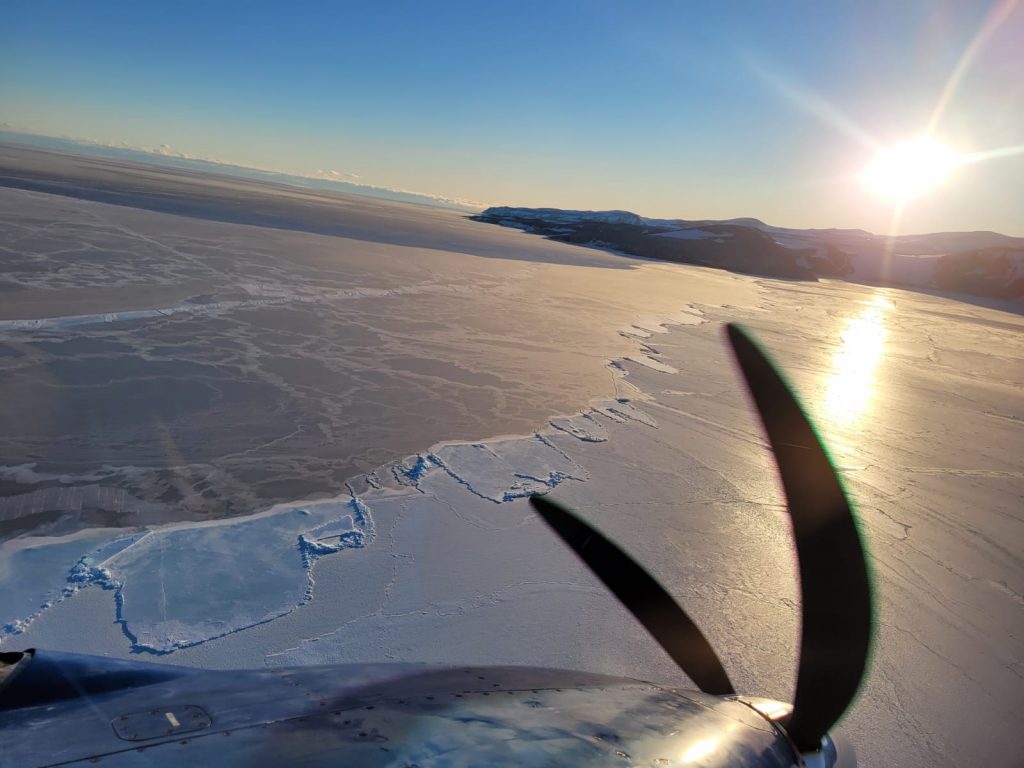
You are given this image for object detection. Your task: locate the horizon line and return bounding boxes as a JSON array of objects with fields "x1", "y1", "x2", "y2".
[{"x1": 1, "y1": 126, "x2": 1021, "y2": 241}]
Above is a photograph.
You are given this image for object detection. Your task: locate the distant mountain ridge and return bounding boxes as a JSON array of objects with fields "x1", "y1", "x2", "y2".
[{"x1": 473, "y1": 207, "x2": 1024, "y2": 301}]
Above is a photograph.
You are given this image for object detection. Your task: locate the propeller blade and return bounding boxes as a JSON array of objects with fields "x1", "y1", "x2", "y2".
[
  {"x1": 726, "y1": 323, "x2": 873, "y2": 753},
  {"x1": 529, "y1": 494, "x2": 735, "y2": 696}
]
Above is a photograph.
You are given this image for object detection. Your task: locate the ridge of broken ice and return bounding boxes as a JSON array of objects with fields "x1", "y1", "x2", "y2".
[
  {"x1": 428, "y1": 434, "x2": 586, "y2": 503},
  {"x1": 549, "y1": 413, "x2": 609, "y2": 443}
]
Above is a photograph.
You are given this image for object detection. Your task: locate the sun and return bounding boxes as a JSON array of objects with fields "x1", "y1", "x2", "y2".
[{"x1": 861, "y1": 137, "x2": 959, "y2": 202}]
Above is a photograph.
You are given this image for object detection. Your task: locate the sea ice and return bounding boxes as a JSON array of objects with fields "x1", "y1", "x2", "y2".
[
  {"x1": 0, "y1": 496, "x2": 375, "y2": 652},
  {"x1": 429, "y1": 434, "x2": 587, "y2": 502},
  {"x1": 590, "y1": 399, "x2": 659, "y2": 428},
  {"x1": 624, "y1": 354, "x2": 679, "y2": 374},
  {"x1": 549, "y1": 413, "x2": 609, "y2": 442},
  {"x1": 0, "y1": 531, "x2": 125, "y2": 634},
  {"x1": 109, "y1": 498, "x2": 373, "y2": 652}
]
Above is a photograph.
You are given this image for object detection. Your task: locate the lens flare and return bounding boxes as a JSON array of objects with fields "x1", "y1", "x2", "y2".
[{"x1": 861, "y1": 137, "x2": 958, "y2": 202}]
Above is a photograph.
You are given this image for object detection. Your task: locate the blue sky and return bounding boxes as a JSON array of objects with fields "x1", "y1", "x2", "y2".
[{"x1": 2, "y1": 1, "x2": 1022, "y2": 234}]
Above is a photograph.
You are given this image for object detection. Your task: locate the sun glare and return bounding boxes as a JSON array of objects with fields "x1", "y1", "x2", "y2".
[
  {"x1": 823, "y1": 293, "x2": 893, "y2": 431},
  {"x1": 862, "y1": 137, "x2": 959, "y2": 202}
]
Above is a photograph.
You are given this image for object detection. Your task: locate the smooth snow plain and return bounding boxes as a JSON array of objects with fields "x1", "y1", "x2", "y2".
[{"x1": 0, "y1": 188, "x2": 1021, "y2": 768}]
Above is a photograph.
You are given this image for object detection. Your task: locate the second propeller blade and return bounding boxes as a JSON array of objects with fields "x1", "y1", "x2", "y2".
[{"x1": 529, "y1": 495, "x2": 735, "y2": 696}]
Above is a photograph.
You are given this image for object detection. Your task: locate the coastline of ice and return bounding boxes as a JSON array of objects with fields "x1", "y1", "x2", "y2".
[{"x1": 0, "y1": 306, "x2": 667, "y2": 653}]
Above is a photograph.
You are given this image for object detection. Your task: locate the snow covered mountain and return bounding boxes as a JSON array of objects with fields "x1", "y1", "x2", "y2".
[{"x1": 474, "y1": 207, "x2": 1024, "y2": 301}]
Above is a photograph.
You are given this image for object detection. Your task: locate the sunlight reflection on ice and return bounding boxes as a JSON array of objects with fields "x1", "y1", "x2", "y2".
[{"x1": 823, "y1": 292, "x2": 893, "y2": 430}]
